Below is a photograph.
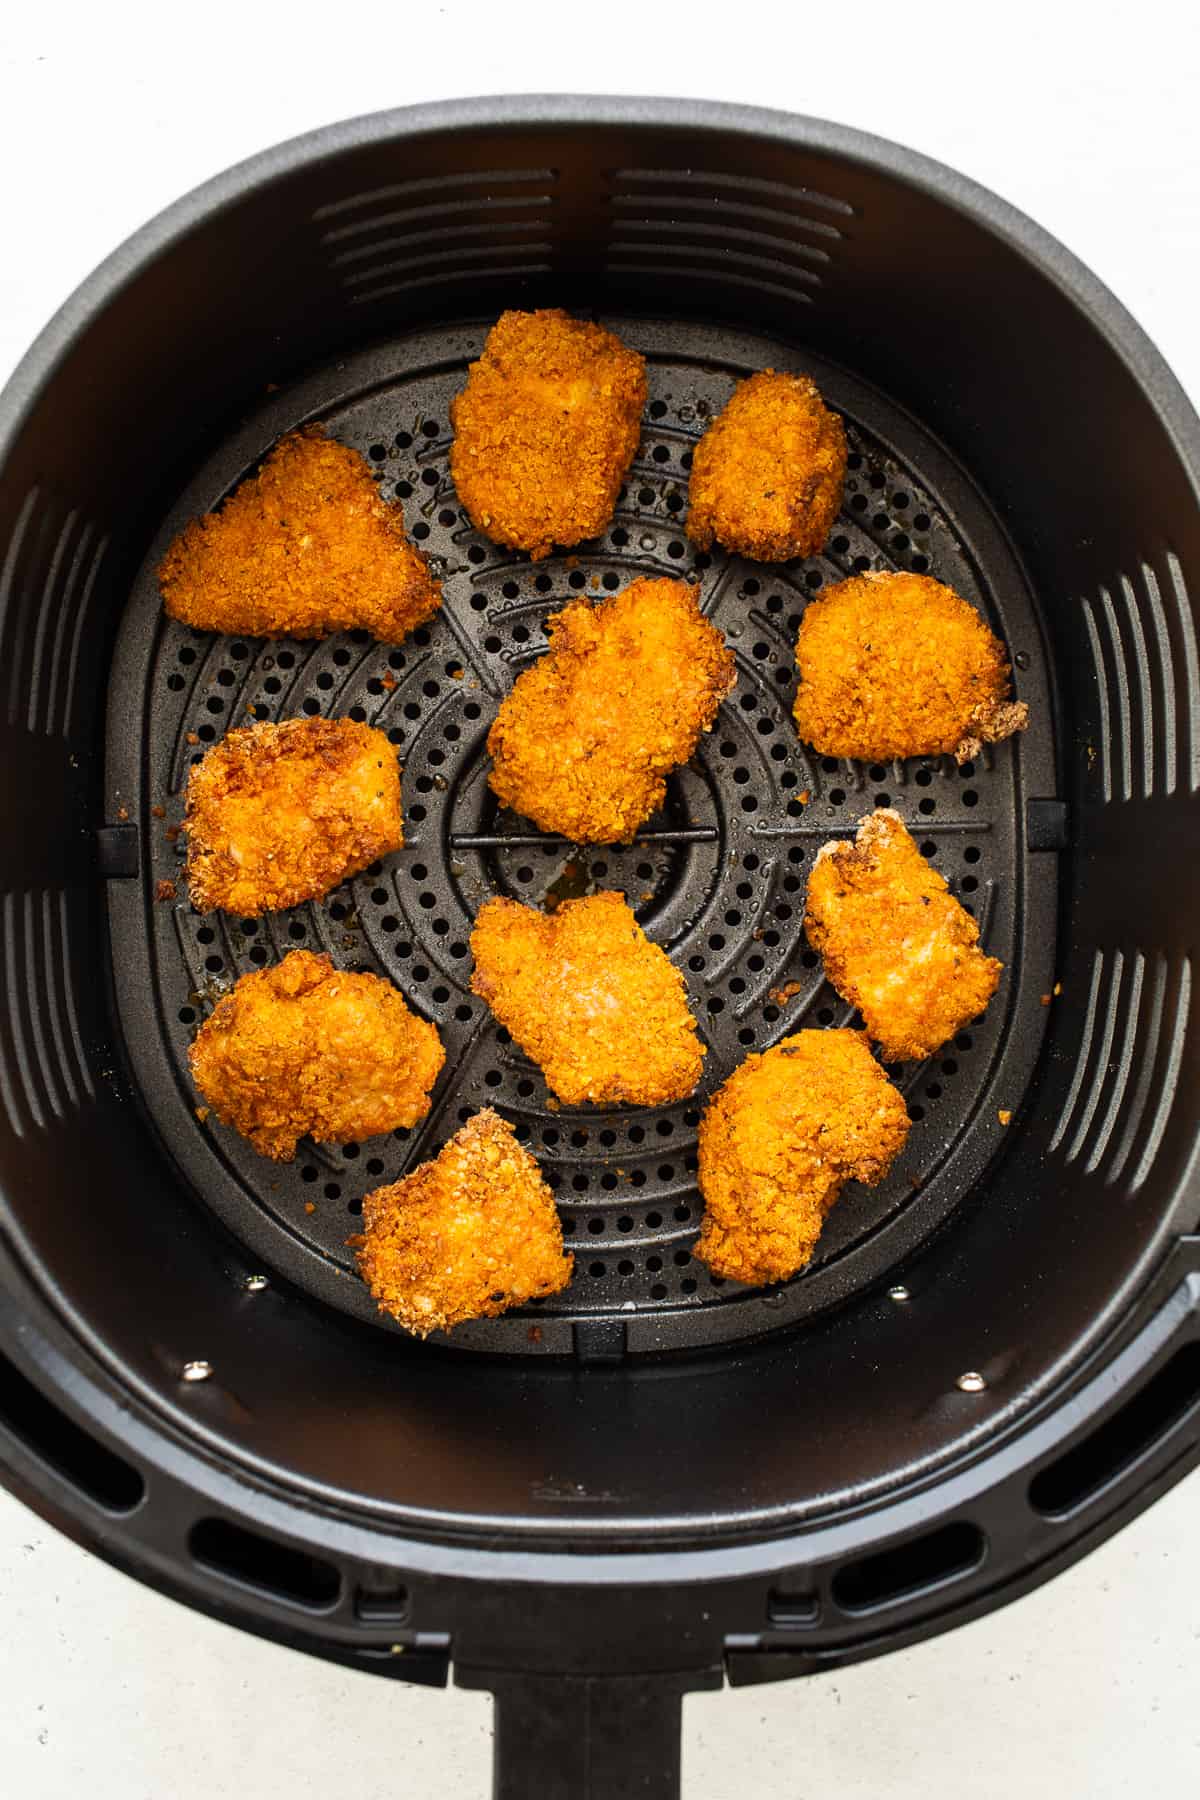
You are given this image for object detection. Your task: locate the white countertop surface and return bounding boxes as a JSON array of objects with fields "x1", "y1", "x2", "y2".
[{"x1": 1, "y1": 5, "x2": 1197, "y2": 1793}]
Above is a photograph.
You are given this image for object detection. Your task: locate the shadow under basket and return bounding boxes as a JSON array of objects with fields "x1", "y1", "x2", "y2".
[{"x1": 0, "y1": 98, "x2": 1198, "y2": 1799}]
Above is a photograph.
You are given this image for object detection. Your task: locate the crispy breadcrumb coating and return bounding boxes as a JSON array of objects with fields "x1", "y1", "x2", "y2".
[
  {"x1": 694, "y1": 1029, "x2": 909, "y2": 1286},
  {"x1": 159, "y1": 426, "x2": 441, "y2": 641},
  {"x1": 793, "y1": 571, "x2": 1028, "y2": 763},
  {"x1": 805, "y1": 809, "x2": 1002, "y2": 1061},
  {"x1": 487, "y1": 577, "x2": 735, "y2": 843},
  {"x1": 185, "y1": 718, "x2": 403, "y2": 916},
  {"x1": 190, "y1": 950, "x2": 444, "y2": 1160},
  {"x1": 355, "y1": 1109, "x2": 573, "y2": 1336},
  {"x1": 686, "y1": 369, "x2": 846, "y2": 561},
  {"x1": 449, "y1": 310, "x2": 647, "y2": 559},
  {"x1": 470, "y1": 892, "x2": 704, "y2": 1106}
]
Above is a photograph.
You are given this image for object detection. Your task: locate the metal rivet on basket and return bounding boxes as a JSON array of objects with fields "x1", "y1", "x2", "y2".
[
  {"x1": 181, "y1": 1359, "x2": 213, "y2": 1383},
  {"x1": 888, "y1": 1284, "x2": 911, "y2": 1303},
  {"x1": 244, "y1": 1274, "x2": 269, "y2": 1293},
  {"x1": 956, "y1": 1370, "x2": 987, "y2": 1393}
]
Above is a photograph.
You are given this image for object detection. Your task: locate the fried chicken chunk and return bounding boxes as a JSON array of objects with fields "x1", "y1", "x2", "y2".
[
  {"x1": 159, "y1": 426, "x2": 441, "y2": 641},
  {"x1": 355, "y1": 1109, "x2": 573, "y2": 1336},
  {"x1": 487, "y1": 577, "x2": 735, "y2": 843},
  {"x1": 695, "y1": 1029, "x2": 909, "y2": 1286},
  {"x1": 185, "y1": 718, "x2": 403, "y2": 916},
  {"x1": 793, "y1": 571, "x2": 1028, "y2": 763},
  {"x1": 190, "y1": 950, "x2": 444, "y2": 1159},
  {"x1": 470, "y1": 891, "x2": 704, "y2": 1106},
  {"x1": 686, "y1": 369, "x2": 846, "y2": 561},
  {"x1": 805, "y1": 809, "x2": 1002, "y2": 1061},
  {"x1": 449, "y1": 310, "x2": 647, "y2": 559}
]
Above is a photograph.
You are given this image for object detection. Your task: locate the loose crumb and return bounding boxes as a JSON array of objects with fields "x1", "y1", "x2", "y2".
[
  {"x1": 304, "y1": 1200, "x2": 316, "y2": 1214},
  {"x1": 151, "y1": 804, "x2": 166, "y2": 819},
  {"x1": 195, "y1": 1106, "x2": 209, "y2": 1122},
  {"x1": 798, "y1": 789, "x2": 811, "y2": 804},
  {"x1": 998, "y1": 1109, "x2": 1012, "y2": 1126},
  {"x1": 1053, "y1": 981, "x2": 1062, "y2": 996},
  {"x1": 116, "y1": 804, "x2": 129, "y2": 822},
  {"x1": 155, "y1": 879, "x2": 177, "y2": 903},
  {"x1": 769, "y1": 981, "x2": 804, "y2": 1006}
]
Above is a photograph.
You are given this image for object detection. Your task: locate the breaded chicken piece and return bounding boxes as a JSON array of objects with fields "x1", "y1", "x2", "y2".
[
  {"x1": 190, "y1": 950, "x2": 444, "y2": 1160},
  {"x1": 355, "y1": 1109, "x2": 573, "y2": 1336},
  {"x1": 470, "y1": 892, "x2": 704, "y2": 1106},
  {"x1": 185, "y1": 718, "x2": 403, "y2": 916},
  {"x1": 805, "y1": 809, "x2": 1001, "y2": 1061},
  {"x1": 793, "y1": 571, "x2": 1028, "y2": 763},
  {"x1": 449, "y1": 310, "x2": 647, "y2": 559},
  {"x1": 159, "y1": 426, "x2": 440, "y2": 641},
  {"x1": 487, "y1": 577, "x2": 735, "y2": 843},
  {"x1": 686, "y1": 369, "x2": 846, "y2": 561},
  {"x1": 694, "y1": 1029, "x2": 909, "y2": 1286}
]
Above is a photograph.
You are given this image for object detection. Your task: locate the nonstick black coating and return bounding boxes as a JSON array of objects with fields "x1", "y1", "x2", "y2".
[{"x1": 108, "y1": 317, "x2": 1056, "y2": 1353}]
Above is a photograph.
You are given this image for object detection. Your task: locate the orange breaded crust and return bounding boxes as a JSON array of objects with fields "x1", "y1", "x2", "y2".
[
  {"x1": 189, "y1": 950, "x2": 444, "y2": 1160},
  {"x1": 805, "y1": 809, "x2": 1002, "y2": 1061},
  {"x1": 793, "y1": 571, "x2": 1028, "y2": 763},
  {"x1": 470, "y1": 891, "x2": 704, "y2": 1107},
  {"x1": 159, "y1": 426, "x2": 441, "y2": 641},
  {"x1": 694, "y1": 1029, "x2": 909, "y2": 1287},
  {"x1": 487, "y1": 577, "x2": 735, "y2": 843},
  {"x1": 355, "y1": 1108, "x2": 573, "y2": 1336},
  {"x1": 449, "y1": 310, "x2": 647, "y2": 559},
  {"x1": 686, "y1": 369, "x2": 846, "y2": 561},
  {"x1": 185, "y1": 717, "x2": 403, "y2": 916}
]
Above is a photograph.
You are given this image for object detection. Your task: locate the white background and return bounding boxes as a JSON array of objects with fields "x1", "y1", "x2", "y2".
[{"x1": 1, "y1": 4, "x2": 1198, "y2": 1795}]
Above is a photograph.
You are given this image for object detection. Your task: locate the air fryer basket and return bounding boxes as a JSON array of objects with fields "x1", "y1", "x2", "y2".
[{"x1": 0, "y1": 98, "x2": 1197, "y2": 1798}]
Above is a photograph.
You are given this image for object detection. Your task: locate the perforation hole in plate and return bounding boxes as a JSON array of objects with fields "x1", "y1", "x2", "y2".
[{"x1": 112, "y1": 316, "x2": 1054, "y2": 1354}]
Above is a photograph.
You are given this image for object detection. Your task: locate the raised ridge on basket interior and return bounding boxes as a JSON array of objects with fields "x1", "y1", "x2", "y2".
[
  {"x1": 0, "y1": 889, "x2": 95, "y2": 1136},
  {"x1": 611, "y1": 166, "x2": 854, "y2": 220},
  {"x1": 313, "y1": 167, "x2": 559, "y2": 225},
  {"x1": 0, "y1": 489, "x2": 110, "y2": 742},
  {"x1": 1081, "y1": 556, "x2": 1200, "y2": 803}
]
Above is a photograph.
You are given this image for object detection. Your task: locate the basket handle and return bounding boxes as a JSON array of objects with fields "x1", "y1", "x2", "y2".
[{"x1": 462, "y1": 1667, "x2": 723, "y2": 1799}]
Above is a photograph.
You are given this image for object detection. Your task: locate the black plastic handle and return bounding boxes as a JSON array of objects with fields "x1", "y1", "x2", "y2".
[{"x1": 465, "y1": 1668, "x2": 723, "y2": 1800}]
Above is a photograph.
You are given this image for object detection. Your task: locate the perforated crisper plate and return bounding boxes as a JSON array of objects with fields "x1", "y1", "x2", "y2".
[{"x1": 105, "y1": 319, "x2": 1058, "y2": 1357}]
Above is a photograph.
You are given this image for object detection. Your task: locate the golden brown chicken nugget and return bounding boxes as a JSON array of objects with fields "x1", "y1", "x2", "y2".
[
  {"x1": 355, "y1": 1109, "x2": 573, "y2": 1336},
  {"x1": 487, "y1": 576, "x2": 735, "y2": 844},
  {"x1": 470, "y1": 892, "x2": 704, "y2": 1107},
  {"x1": 694, "y1": 1029, "x2": 909, "y2": 1287},
  {"x1": 686, "y1": 369, "x2": 846, "y2": 562},
  {"x1": 793, "y1": 571, "x2": 1028, "y2": 763},
  {"x1": 190, "y1": 950, "x2": 444, "y2": 1160},
  {"x1": 185, "y1": 717, "x2": 403, "y2": 916},
  {"x1": 805, "y1": 809, "x2": 1001, "y2": 1061},
  {"x1": 159, "y1": 426, "x2": 440, "y2": 641},
  {"x1": 449, "y1": 310, "x2": 647, "y2": 559}
]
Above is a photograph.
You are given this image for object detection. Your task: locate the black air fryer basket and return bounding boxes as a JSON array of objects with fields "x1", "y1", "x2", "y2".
[{"x1": 0, "y1": 97, "x2": 1197, "y2": 1798}]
